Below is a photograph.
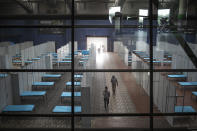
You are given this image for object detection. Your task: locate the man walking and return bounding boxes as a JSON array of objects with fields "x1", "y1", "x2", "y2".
[
  {"x1": 111, "y1": 75, "x2": 118, "y2": 95},
  {"x1": 103, "y1": 86, "x2": 110, "y2": 110}
]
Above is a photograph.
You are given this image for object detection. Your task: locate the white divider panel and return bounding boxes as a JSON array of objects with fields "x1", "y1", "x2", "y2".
[
  {"x1": 0, "y1": 74, "x2": 13, "y2": 112},
  {"x1": 0, "y1": 41, "x2": 12, "y2": 47},
  {"x1": 124, "y1": 47, "x2": 128, "y2": 65},
  {"x1": 18, "y1": 41, "x2": 33, "y2": 50},
  {"x1": 132, "y1": 52, "x2": 176, "y2": 126},
  {"x1": 114, "y1": 41, "x2": 121, "y2": 53},
  {"x1": 0, "y1": 55, "x2": 9, "y2": 69},
  {"x1": 18, "y1": 53, "x2": 49, "y2": 93},
  {"x1": 136, "y1": 41, "x2": 149, "y2": 53}
]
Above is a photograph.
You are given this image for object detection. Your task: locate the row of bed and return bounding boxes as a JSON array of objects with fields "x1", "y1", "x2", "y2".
[
  {"x1": 133, "y1": 50, "x2": 197, "y2": 113},
  {"x1": 2, "y1": 51, "x2": 90, "y2": 114},
  {"x1": 2, "y1": 73, "x2": 83, "y2": 113}
]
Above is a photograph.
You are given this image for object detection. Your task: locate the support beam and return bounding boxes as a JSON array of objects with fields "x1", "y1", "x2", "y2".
[
  {"x1": 115, "y1": 0, "x2": 126, "y2": 7},
  {"x1": 64, "y1": 0, "x2": 77, "y2": 14},
  {"x1": 173, "y1": 33, "x2": 197, "y2": 68},
  {"x1": 14, "y1": 0, "x2": 33, "y2": 14}
]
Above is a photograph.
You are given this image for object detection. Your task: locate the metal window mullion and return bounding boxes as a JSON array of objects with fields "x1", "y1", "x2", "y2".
[
  {"x1": 1, "y1": 112, "x2": 197, "y2": 117},
  {"x1": 0, "y1": 69, "x2": 197, "y2": 73},
  {"x1": 149, "y1": 0, "x2": 153, "y2": 130},
  {"x1": 71, "y1": 0, "x2": 75, "y2": 130}
]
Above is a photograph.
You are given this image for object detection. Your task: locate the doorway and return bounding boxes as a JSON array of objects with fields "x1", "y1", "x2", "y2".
[{"x1": 87, "y1": 36, "x2": 108, "y2": 53}]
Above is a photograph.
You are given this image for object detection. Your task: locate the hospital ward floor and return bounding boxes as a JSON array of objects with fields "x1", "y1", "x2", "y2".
[{"x1": 1, "y1": 52, "x2": 195, "y2": 128}]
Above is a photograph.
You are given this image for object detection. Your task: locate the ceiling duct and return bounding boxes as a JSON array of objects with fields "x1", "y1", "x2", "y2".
[{"x1": 115, "y1": 0, "x2": 126, "y2": 7}]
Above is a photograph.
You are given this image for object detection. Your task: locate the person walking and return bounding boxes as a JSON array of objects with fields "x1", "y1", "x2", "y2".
[
  {"x1": 111, "y1": 75, "x2": 118, "y2": 95},
  {"x1": 103, "y1": 86, "x2": 110, "y2": 110}
]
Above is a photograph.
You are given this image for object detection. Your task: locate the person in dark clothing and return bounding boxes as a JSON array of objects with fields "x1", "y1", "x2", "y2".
[
  {"x1": 111, "y1": 75, "x2": 118, "y2": 95},
  {"x1": 103, "y1": 86, "x2": 110, "y2": 110}
]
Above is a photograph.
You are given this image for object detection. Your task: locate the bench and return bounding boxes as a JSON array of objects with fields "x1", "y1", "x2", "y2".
[
  {"x1": 32, "y1": 82, "x2": 54, "y2": 90},
  {"x1": 80, "y1": 58, "x2": 88, "y2": 61},
  {"x1": 74, "y1": 75, "x2": 83, "y2": 81},
  {"x1": 146, "y1": 60, "x2": 172, "y2": 65},
  {"x1": 178, "y1": 82, "x2": 197, "y2": 88},
  {"x1": 191, "y1": 92, "x2": 197, "y2": 101},
  {"x1": 24, "y1": 61, "x2": 33, "y2": 65},
  {"x1": 3, "y1": 105, "x2": 35, "y2": 112},
  {"x1": 53, "y1": 61, "x2": 71, "y2": 66},
  {"x1": 0, "y1": 73, "x2": 8, "y2": 78},
  {"x1": 175, "y1": 106, "x2": 196, "y2": 112},
  {"x1": 82, "y1": 50, "x2": 89, "y2": 55},
  {"x1": 12, "y1": 60, "x2": 22, "y2": 63},
  {"x1": 65, "y1": 82, "x2": 81, "y2": 91},
  {"x1": 79, "y1": 61, "x2": 86, "y2": 66},
  {"x1": 53, "y1": 106, "x2": 82, "y2": 113},
  {"x1": 61, "y1": 92, "x2": 81, "y2": 103},
  {"x1": 167, "y1": 75, "x2": 187, "y2": 81},
  {"x1": 42, "y1": 74, "x2": 62, "y2": 81},
  {"x1": 32, "y1": 58, "x2": 41, "y2": 61},
  {"x1": 62, "y1": 58, "x2": 71, "y2": 61},
  {"x1": 20, "y1": 91, "x2": 47, "y2": 101}
]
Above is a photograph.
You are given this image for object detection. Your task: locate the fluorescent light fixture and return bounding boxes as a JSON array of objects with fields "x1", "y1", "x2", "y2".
[
  {"x1": 158, "y1": 9, "x2": 170, "y2": 18},
  {"x1": 139, "y1": 9, "x2": 148, "y2": 16},
  {"x1": 109, "y1": 6, "x2": 121, "y2": 16},
  {"x1": 109, "y1": 6, "x2": 121, "y2": 23}
]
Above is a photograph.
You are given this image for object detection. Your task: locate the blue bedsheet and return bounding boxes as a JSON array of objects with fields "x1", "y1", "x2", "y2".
[
  {"x1": 192, "y1": 92, "x2": 197, "y2": 96},
  {"x1": 168, "y1": 75, "x2": 187, "y2": 78},
  {"x1": 61, "y1": 92, "x2": 81, "y2": 97},
  {"x1": 24, "y1": 61, "x2": 33, "y2": 63},
  {"x1": 3, "y1": 105, "x2": 35, "y2": 112},
  {"x1": 178, "y1": 82, "x2": 197, "y2": 86},
  {"x1": 0, "y1": 73, "x2": 8, "y2": 78},
  {"x1": 43, "y1": 74, "x2": 61, "y2": 78},
  {"x1": 13, "y1": 60, "x2": 22, "y2": 63},
  {"x1": 82, "y1": 50, "x2": 89, "y2": 55},
  {"x1": 32, "y1": 82, "x2": 54, "y2": 86},
  {"x1": 54, "y1": 61, "x2": 72, "y2": 63},
  {"x1": 20, "y1": 91, "x2": 46, "y2": 96},
  {"x1": 175, "y1": 106, "x2": 196, "y2": 112},
  {"x1": 32, "y1": 58, "x2": 40, "y2": 60},
  {"x1": 74, "y1": 75, "x2": 83, "y2": 78},
  {"x1": 53, "y1": 106, "x2": 81, "y2": 113},
  {"x1": 66, "y1": 82, "x2": 81, "y2": 86},
  {"x1": 81, "y1": 58, "x2": 88, "y2": 60}
]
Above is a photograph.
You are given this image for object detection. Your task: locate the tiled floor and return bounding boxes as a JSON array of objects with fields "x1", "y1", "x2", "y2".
[{"x1": 91, "y1": 52, "x2": 170, "y2": 128}]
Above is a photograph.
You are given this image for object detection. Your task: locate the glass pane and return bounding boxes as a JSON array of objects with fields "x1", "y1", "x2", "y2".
[
  {"x1": 0, "y1": 0, "x2": 71, "y2": 15},
  {"x1": 0, "y1": 71, "x2": 72, "y2": 128},
  {"x1": 154, "y1": 0, "x2": 197, "y2": 69},
  {"x1": 75, "y1": 0, "x2": 149, "y2": 69},
  {"x1": 153, "y1": 71, "x2": 197, "y2": 128},
  {"x1": 74, "y1": 72, "x2": 149, "y2": 114},
  {"x1": 0, "y1": 28, "x2": 72, "y2": 69}
]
